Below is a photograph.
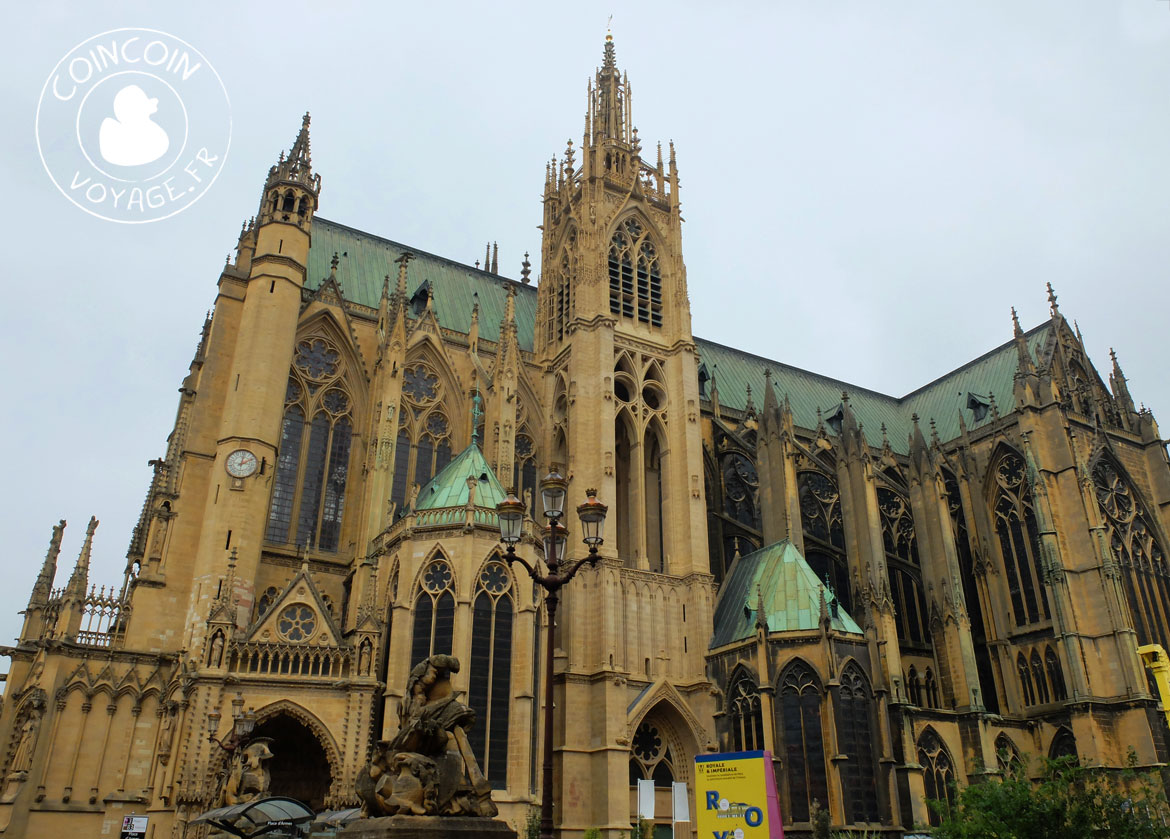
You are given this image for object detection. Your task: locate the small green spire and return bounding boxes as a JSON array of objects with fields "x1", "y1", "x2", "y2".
[{"x1": 470, "y1": 389, "x2": 484, "y2": 446}]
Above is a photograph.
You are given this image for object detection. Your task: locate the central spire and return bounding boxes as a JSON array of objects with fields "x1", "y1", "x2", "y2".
[{"x1": 590, "y1": 33, "x2": 633, "y2": 147}]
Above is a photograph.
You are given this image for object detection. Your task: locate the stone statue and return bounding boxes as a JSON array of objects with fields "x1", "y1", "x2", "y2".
[
  {"x1": 221, "y1": 738, "x2": 274, "y2": 806},
  {"x1": 357, "y1": 654, "x2": 496, "y2": 818},
  {"x1": 9, "y1": 705, "x2": 42, "y2": 775}
]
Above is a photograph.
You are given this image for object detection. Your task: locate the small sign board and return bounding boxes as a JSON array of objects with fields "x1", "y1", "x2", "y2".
[
  {"x1": 695, "y1": 750, "x2": 783, "y2": 838},
  {"x1": 120, "y1": 815, "x2": 149, "y2": 839}
]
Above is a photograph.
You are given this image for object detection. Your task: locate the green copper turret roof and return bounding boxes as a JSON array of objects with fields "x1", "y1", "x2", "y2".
[
  {"x1": 412, "y1": 442, "x2": 507, "y2": 512},
  {"x1": 709, "y1": 540, "x2": 862, "y2": 649}
]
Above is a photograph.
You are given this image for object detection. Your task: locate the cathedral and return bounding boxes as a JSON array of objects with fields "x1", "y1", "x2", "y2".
[{"x1": 1, "y1": 34, "x2": 1168, "y2": 839}]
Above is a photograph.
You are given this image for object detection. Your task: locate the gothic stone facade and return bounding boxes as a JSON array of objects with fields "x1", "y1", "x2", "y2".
[{"x1": 1, "y1": 35, "x2": 1168, "y2": 839}]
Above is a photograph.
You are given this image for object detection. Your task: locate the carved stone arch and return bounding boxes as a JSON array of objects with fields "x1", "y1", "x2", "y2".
[
  {"x1": 552, "y1": 218, "x2": 580, "y2": 261},
  {"x1": 250, "y1": 699, "x2": 343, "y2": 805},
  {"x1": 3, "y1": 688, "x2": 47, "y2": 775},
  {"x1": 727, "y1": 661, "x2": 762, "y2": 691},
  {"x1": 1048, "y1": 726, "x2": 1078, "y2": 761},
  {"x1": 627, "y1": 681, "x2": 711, "y2": 770},
  {"x1": 1089, "y1": 450, "x2": 1169, "y2": 541},
  {"x1": 472, "y1": 549, "x2": 515, "y2": 592}
]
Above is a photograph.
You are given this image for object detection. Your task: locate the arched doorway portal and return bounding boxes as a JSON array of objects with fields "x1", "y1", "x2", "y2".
[{"x1": 250, "y1": 713, "x2": 332, "y2": 811}]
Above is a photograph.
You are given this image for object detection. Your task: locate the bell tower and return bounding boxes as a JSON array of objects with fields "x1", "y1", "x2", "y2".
[
  {"x1": 537, "y1": 33, "x2": 705, "y2": 574},
  {"x1": 183, "y1": 114, "x2": 322, "y2": 650}
]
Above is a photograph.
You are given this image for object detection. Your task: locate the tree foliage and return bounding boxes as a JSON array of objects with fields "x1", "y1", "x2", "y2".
[{"x1": 932, "y1": 756, "x2": 1170, "y2": 839}]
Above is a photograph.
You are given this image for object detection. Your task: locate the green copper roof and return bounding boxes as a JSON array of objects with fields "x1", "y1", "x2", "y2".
[
  {"x1": 413, "y1": 442, "x2": 507, "y2": 511},
  {"x1": 308, "y1": 217, "x2": 537, "y2": 349},
  {"x1": 308, "y1": 217, "x2": 1055, "y2": 454},
  {"x1": 710, "y1": 540, "x2": 862, "y2": 649}
]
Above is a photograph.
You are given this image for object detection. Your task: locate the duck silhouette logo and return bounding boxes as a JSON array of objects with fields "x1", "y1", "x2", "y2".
[{"x1": 99, "y1": 84, "x2": 170, "y2": 166}]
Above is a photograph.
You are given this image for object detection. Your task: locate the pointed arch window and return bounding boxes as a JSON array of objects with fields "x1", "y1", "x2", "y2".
[
  {"x1": 512, "y1": 431, "x2": 540, "y2": 517},
  {"x1": 265, "y1": 338, "x2": 354, "y2": 552},
  {"x1": 727, "y1": 671, "x2": 765, "y2": 753},
  {"x1": 994, "y1": 733, "x2": 1022, "y2": 775},
  {"x1": 411, "y1": 558, "x2": 455, "y2": 665},
  {"x1": 1045, "y1": 645, "x2": 1067, "y2": 701},
  {"x1": 468, "y1": 560, "x2": 514, "y2": 789},
  {"x1": 1017, "y1": 653, "x2": 1035, "y2": 706},
  {"x1": 992, "y1": 452, "x2": 1050, "y2": 627},
  {"x1": 608, "y1": 217, "x2": 662, "y2": 327},
  {"x1": 777, "y1": 662, "x2": 828, "y2": 824},
  {"x1": 836, "y1": 664, "x2": 880, "y2": 824},
  {"x1": 917, "y1": 729, "x2": 956, "y2": 825},
  {"x1": 390, "y1": 363, "x2": 454, "y2": 515},
  {"x1": 877, "y1": 487, "x2": 929, "y2": 645},
  {"x1": 1049, "y1": 727, "x2": 1078, "y2": 762},
  {"x1": 1092, "y1": 459, "x2": 1170, "y2": 648},
  {"x1": 798, "y1": 471, "x2": 852, "y2": 615}
]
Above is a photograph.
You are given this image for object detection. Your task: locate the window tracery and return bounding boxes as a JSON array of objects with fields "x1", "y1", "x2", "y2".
[
  {"x1": 278, "y1": 604, "x2": 317, "y2": 642},
  {"x1": 836, "y1": 664, "x2": 880, "y2": 824},
  {"x1": 722, "y1": 453, "x2": 760, "y2": 530},
  {"x1": 992, "y1": 452, "x2": 1050, "y2": 627},
  {"x1": 512, "y1": 431, "x2": 539, "y2": 517},
  {"x1": 255, "y1": 586, "x2": 280, "y2": 621},
  {"x1": 917, "y1": 729, "x2": 956, "y2": 825},
  {"x1": 629, "y1": 720, "x2": 676, "y2": 788},
  {"x1": 390, "y1": 362, "x2": 454, "y2": 514},
  {"x1": 266, "y1": 336, "x2": 354, "y2": 552},
  {"x1": 727, "y1": 671, "x2": 765, "y2": 753},
  {"x1": 798, "y1": 471, "x2": 852, "y2": 615},
  {"x1": 994, "y1": 734, "x2": 1022, "y2": 774},
  {"x1": 411, "y1": 558, "x2": 455, "y2": 665},
  {"x1": 777, "y1": 662, "x2": 828, "y2": 823},
  {"x1": 1092, "y1": 459, "x2": 1170, "y2": 648},
  {"x1": 608, "y1": 217, "x2": 662, "y2": 327},
  {"x1": 468, "y1": 560, "x2": 513, "y2": 789},
  {"x1": 877, "y1": 487, "x2": 928, "y2": 645}
]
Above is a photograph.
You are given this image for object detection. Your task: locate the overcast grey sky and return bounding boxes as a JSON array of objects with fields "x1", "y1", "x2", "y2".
[{"x1": 1, "y1": 1, "x2": 1167, "y2": 653}]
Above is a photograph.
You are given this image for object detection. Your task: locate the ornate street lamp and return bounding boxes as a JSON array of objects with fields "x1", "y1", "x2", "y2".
[
  {"x1": 208, "y1": 709, "x2": 257, "y2": 753},
  {"x1": 496, "y1": 470, "x2": 607, "y2": 839}
]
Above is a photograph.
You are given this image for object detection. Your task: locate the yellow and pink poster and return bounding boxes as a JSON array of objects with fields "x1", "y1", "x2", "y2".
[{"x1": 694, "y1": 750, "x2": 783, "y2": 839}]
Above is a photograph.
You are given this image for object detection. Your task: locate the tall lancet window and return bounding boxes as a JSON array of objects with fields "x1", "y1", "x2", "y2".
[
  {"x1": 777, "y1": 661, "x2": 828, "y2": 824},
  {"x1": 877, "y1": 486, "x2": 928, "y2": 645},
  {"x1": 265, "y1": 338, "x2": 354, "y2": 552},
  {"x1": 389, "y1": 363, "x2": 454, "y2": 514},
  {"x1": 798, "y1": 471, "x2": 852, "y2": 615},
  {"x1": 468, "y1": 560, "x2": 514, "y2": 789},
  {"x1": 992, "y1": 452, "x2": 1050, "y2": 627},
  {"x1": 608, "y1": 217, "x2": 662, "y2": 327},
  {"x1": 1092, "y1": 459, "x2": 1170, "y2": 647},
  {"x1": 836, "y1": 663, "x2": 880, "y2": 824},
  {"x1": 411, "y1": 558, "x2": 455, "y2": 665}
]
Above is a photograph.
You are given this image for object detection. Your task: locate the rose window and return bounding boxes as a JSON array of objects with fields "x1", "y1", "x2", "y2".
[
  {"x1": 480, "y1": 562, "x2": 510, "y2": 595},
  {"x1": 632, "y1": 722, "x2": 663, "y2": 762},
  {"x1": 278, "y1": 604, "x2": 317, "y2": 641},
  {"x1": 294, "y1": 338, "x2": 340, "y2": 379},
  {"x1": 423, "y1": 560, "x2": 452, "y2": 593},
  {"x1": 403, "y1": 366, "x2": 439, "y2": 402}
]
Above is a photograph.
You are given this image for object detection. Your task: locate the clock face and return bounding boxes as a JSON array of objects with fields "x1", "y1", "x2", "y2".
[{"x1": 225, "y1": 449, "x2": 258, "y2": 478}]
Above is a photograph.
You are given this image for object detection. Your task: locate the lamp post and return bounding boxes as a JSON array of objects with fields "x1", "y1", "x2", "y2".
[
  {"x1": 496, "y1": 468, "x2": 607, "y2": 839},
  {"x1": 207, "y1": 709, "x2": 257, "y2": 754}
]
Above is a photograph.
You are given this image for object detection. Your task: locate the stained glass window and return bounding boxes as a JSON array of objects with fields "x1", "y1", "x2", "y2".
[
  {"x1": 468, "y1": 561, "x2": 514, "y2": 789},
  {"x1": 778, "y1": 662, "x2": 827, "y2": 823},
  {"x1": 412, "y1": 559, "x2": 455, "y2": 665},
  {"x1": 878, "y1": 487, "x2": 928, "y2": 645},
  {"x1": 798, "y1": 472, "x2": 852, "y2": 615},
  {"x1": 727, "y1": 671, "x2": 765, "y2": 753},
  {"x1": 265, "y1": 338, "x2": 355, "y2": 552},
  {"x1": 1092, "y1": 459, "x2": 1170, "y2": 647},
  {"x1": 917, "y1": 729, "x2": 955, "y2": 825},
  {"x1": 993, "y1": 452, "x2": 1050, "y2": 627},
  {"x1": 837, "y1": 664, "x2": 879, "y2": 824}
]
